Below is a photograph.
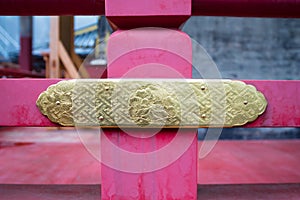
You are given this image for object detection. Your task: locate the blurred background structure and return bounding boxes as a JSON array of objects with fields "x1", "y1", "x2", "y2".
[
  {"x1": 0, "y1": 16, "x2": 111, "y2": 78},
  {"x1": 1, "y1": 16, "x2": 299, "y2": 78}
]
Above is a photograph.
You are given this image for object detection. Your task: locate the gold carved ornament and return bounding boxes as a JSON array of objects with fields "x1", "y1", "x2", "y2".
[{"x1": 36, "y1": 79, "x2": 267, "y2": 127}]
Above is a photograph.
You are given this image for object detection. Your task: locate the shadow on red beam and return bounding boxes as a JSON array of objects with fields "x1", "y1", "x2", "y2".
[
  {"x1": 192, "y1": 0, "x2": 300, "y2": 18},
  {"x1": 0, "y1": 184, "x2": 299, "y2": 200},
  {"x1": 0, "y1": 67, "x2": 45, "y2": 78},
  {"x1": 197, "y1": 184, "x2": 300, "y2": 200},
  {"x1": 0, "y1": 184, "x2": 101, "y2": 200}
]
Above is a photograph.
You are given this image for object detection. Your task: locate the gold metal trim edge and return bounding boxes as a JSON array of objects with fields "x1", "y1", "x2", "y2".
[{"x1": 36, "y1": 79, "x2": 267, "y2": 127}]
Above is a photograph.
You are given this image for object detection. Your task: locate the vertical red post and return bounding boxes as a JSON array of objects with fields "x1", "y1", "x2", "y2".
[
  {"x1": 101, "y1": 1, "x2": 197, "y2": 199},
  {"x1": 19, "y1": 16, "x2": 32, "y2": 71}
]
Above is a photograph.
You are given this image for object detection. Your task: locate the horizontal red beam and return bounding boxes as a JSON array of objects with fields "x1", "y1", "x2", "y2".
[
  {"x1": 1, "y1": 184, "x2": 299, "y2": 200},
  {"x1": 0, "y1": 79, "x2": 299, "y2": 127},
  {"x1": 0, "y1": 184, "x2": 101, "y2": 200},
  {"x1": 0, "y1": 67, "x2": 45, "y2": 78},
  {"x1": 0, "y1": 0, "x2": 299, "y2": 18},
  {"x1": 0, "y1": 0, "x2": 106, "y2": 16},
  {"x1": 192, "y1": 0, "x2": 300, "y2": 18},
  {"x1": 0, "y1": 79, "x2": 61, "y2": 127}
]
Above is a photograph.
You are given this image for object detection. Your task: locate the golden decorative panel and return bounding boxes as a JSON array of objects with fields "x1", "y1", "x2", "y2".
[{"x1": 36, "y1": 79, "x2": 267, "y2": 127}]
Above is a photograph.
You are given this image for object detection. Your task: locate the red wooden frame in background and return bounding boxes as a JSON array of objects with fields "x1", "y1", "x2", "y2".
[{"x1": 0, "y1": 0, "x2": 300, "y2": 18}]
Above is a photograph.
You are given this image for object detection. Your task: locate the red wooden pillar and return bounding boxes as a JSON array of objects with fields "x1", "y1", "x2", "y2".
[
  {"x1": 101, "y1": 0, "x2": 197, "y2": 199},
  {"x1": 19, "y1": 16, "x2": 32, "y2": 71}
]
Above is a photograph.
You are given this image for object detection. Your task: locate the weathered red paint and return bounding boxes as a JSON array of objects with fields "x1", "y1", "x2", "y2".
[
  {"x1": 244, "y1": 80, "x2": 300, "y2": 127},
  {"x1": 0, "y1": 128, "x2": 300, "y2": 185},
  {"x1": 106, "y1": 0, "x2": 191, "y2": 28},
  {"x1": 101, "y1": 28, "x2": 198, "y2": 199},
  {"x1": 198, "y1": 140, "x2": 300, "y2": 185},
  {"x1": 106, "y1": 0, "x2": 191, "y2": 16},
  {"x1": 0, "y1": 79, "x2": 60, "y2": 126},
  {"x1": 0, "y1": 184, "x2": 101, "y2": 200},
  {"x1": 1, "y1": 184, "x2": 300, "y2": 200},
  {"x1": 198, "y1": 184, "x2": 300, "y2": 200},
  {"x1": 0, "y1": 0, "x2": 300, "y2": 18},
  {"x1": 0, "y1": 79, "x2": 299, "y2": 127}
]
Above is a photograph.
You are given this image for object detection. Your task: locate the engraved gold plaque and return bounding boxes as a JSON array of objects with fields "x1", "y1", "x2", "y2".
[{"x1": 36, "y1": 79, "x2": 267, "y2": 127}]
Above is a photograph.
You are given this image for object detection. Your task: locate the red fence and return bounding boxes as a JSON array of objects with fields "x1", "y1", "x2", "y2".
[{"x1": 0, "y1": 0, "x2": 299, "y2": 18}]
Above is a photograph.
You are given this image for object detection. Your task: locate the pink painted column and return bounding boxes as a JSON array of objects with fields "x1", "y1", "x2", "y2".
[
  {"x1": 101, "y1": 1, "x2": 197, "y2": 199},
  {"x1": 101, "y1": 30, "x2": 197, "y2": 200}
]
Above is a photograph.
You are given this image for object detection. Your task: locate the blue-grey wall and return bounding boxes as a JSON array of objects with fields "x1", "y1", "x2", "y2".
[{"x1": 183, "y1": 17, "x2": 300, "y2": 80}]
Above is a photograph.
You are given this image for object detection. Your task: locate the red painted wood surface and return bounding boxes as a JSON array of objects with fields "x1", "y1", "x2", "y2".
[
  {"x1": 106, "y1": 0, "x2": 191, "y2": 16},
  {"x1": 0, "y1": 128, "x2": 101, "y2": 185},
  {"x1": 101, "y1": 29, "x2": 198, "y2": 199},
  {"x1": 192, "y1": 0, "x2": 300, "y2": 18},
  {"x1": 0, "y1": 79, "x2": 60, "y2": 127},
  {"x1": 1, "y1": 0, "x2": 300, "y2": 18},
  {"x1": 0, "y1": 79, "x2": 299, "y2": 127},
  {"x1": 197, "y1": 184, "x2": 300, "y2": 200},
  {"x1": 0, "y1": 128, "x2": 300, "y2": 185},
  {"x1": 0, "y1": 0, "x2": 106, "y2": 16},
  {"x1": 106, "y1": 0, "x2": 191, "y2": 28},
  {"x1": 244, "y1": 80, "x2": 300, "y2": 127},
  {"x1": 1, "y1": 184, "x2": 300, "y2": 200},
  {"x1": 0, "y1": 184, "x2": 101, "y2": 200},
  {"x1": 198, "y1": 140, "x2": 300, "y2": 185}
]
